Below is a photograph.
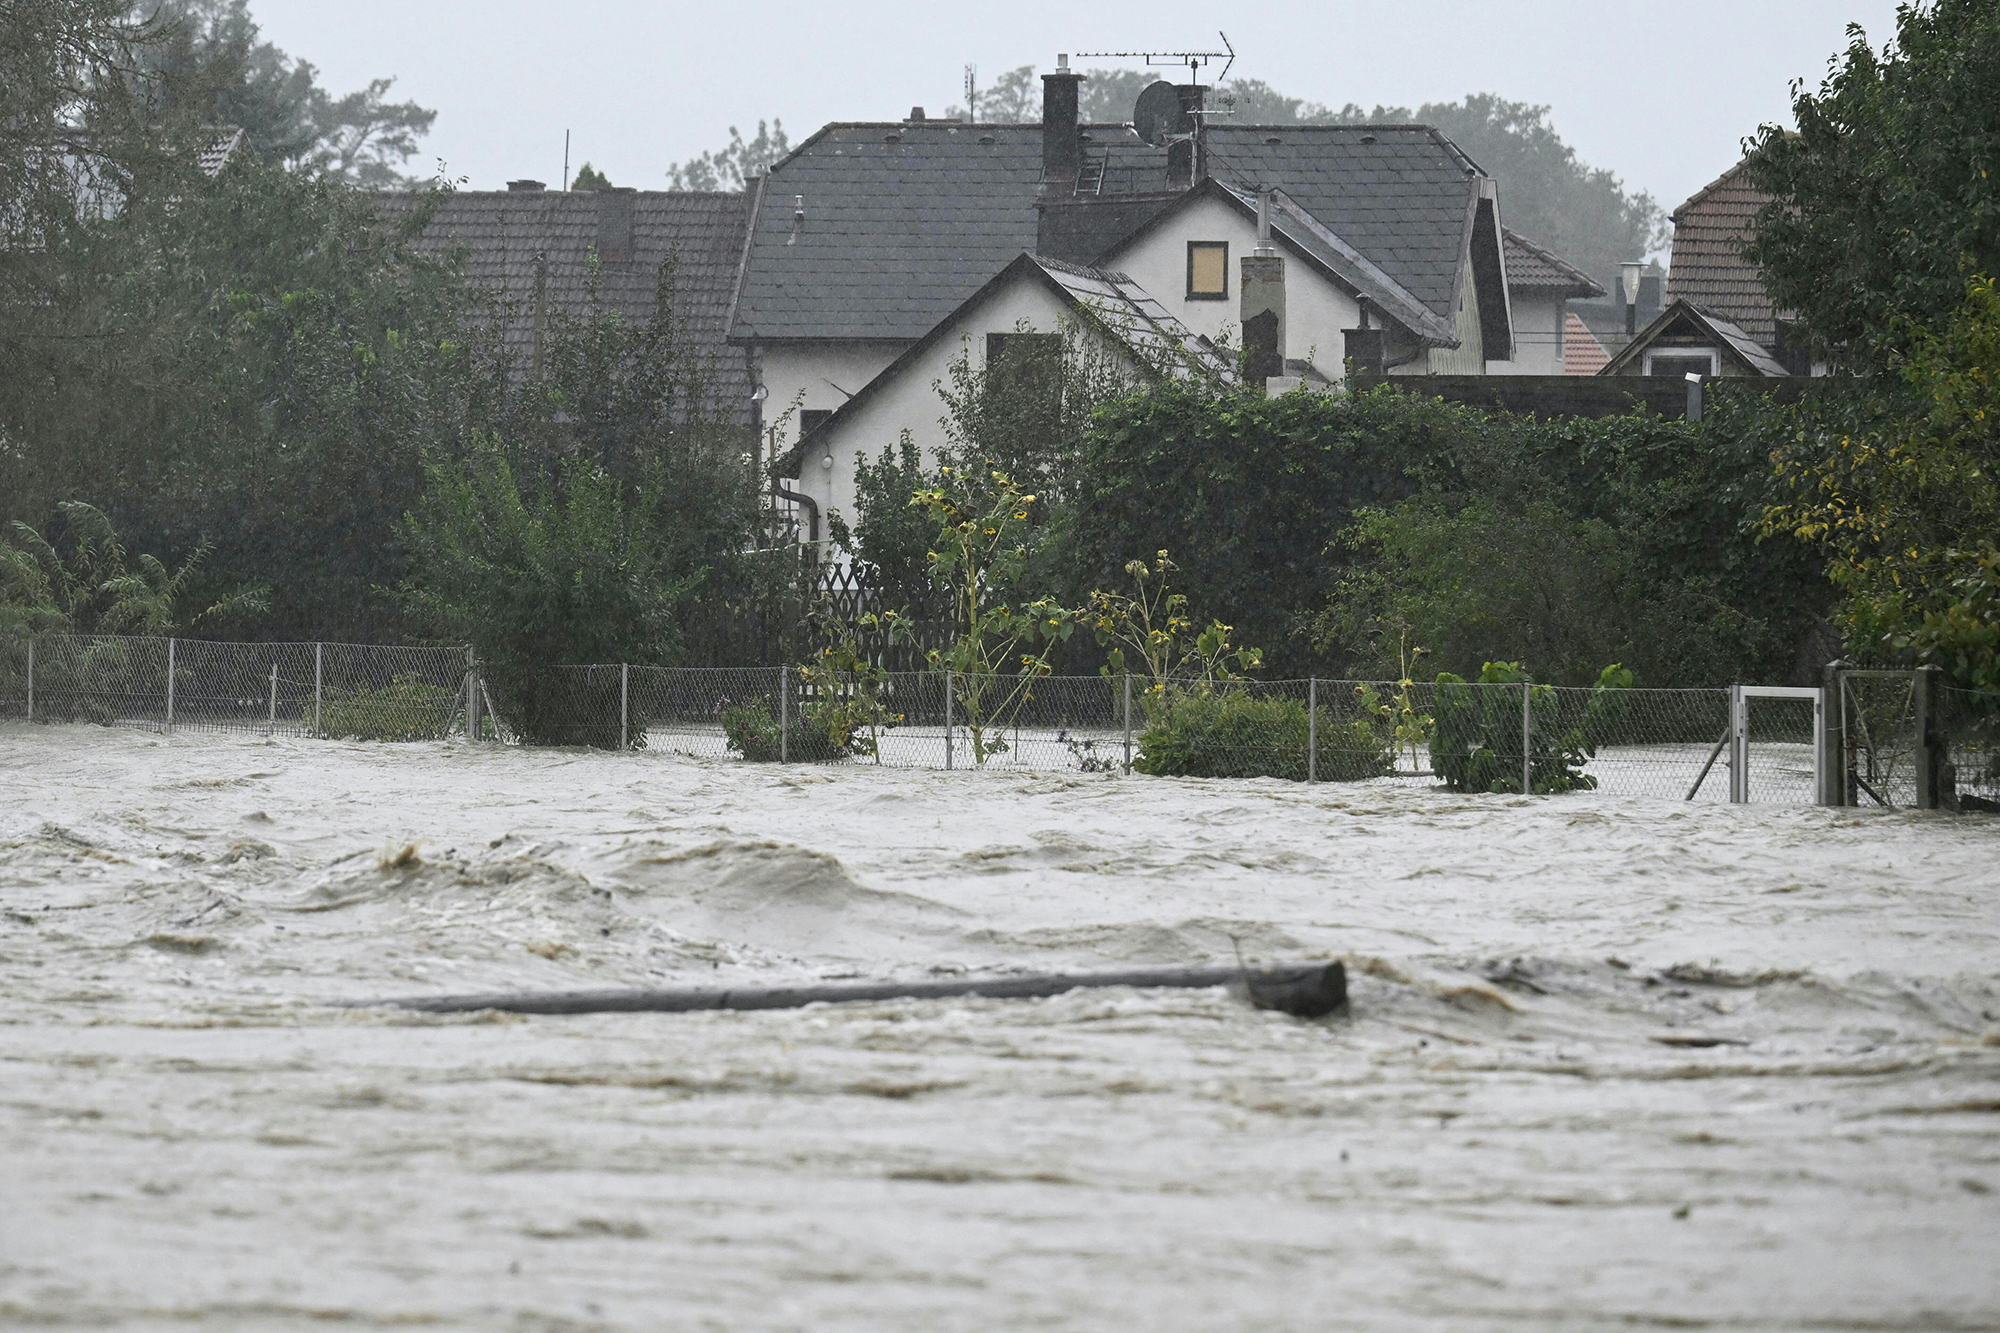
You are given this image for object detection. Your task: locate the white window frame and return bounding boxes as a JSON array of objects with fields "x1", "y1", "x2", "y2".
[{"x1": 1643, "y1": 347, "x2": 1719, "y2": 377}]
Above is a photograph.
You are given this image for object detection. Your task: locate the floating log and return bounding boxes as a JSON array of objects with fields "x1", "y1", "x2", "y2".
[{"x1": 350, "y1": 960, "x2": 1347, "y2": 1020}]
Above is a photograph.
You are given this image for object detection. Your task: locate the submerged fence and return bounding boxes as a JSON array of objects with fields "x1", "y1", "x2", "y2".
[{"x1": 2, "y1": 635, "x2": 1995, "y2": 811}]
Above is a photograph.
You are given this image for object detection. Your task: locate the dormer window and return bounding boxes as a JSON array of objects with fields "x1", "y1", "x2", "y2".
[{"x1": 1186, "y1": 241, "x2": 1229, "y2": 300}]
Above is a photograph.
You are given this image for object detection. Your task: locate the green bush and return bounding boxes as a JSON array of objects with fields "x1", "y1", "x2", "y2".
[
  {"x1": 320, "y1": 673, "x2": 459, "y2": 741},
  {"x1": 720, "y1": 698, "x2": 857, "y2": 763},
  {"x1": 1134, "y1": 688, "x2": 1391, "y2": 781},
  {"x1": 1431, "y1": 661, "x2": 1632, "y2": 794}
]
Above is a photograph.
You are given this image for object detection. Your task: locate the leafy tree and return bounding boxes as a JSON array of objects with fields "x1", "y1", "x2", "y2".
[
  {"x1": 664, "y1": 119, "x2": 790, "y2": 191},
  {"x1": 825, "y1": 431, "x2": 938, "y2": 594},
  {"x1": 1743, "y1": 1, "x2": 2000, "y2": 368},
  {"x1": 1071, "y1": 379, "x2": 1474, "y2": 675},
  {"x1": 896, "y1": 466, "x2": 1075, "y2": 763},
  {"x1": 569, "y1": 161, "x2": 611, "y2": 190},
  {"x1": 1764, "y1": 276, "x2": 2000, "y2": 690},
  {"x1": 398, "y1": 251, "x2": 767, "y2": 709},
  {"x1": 138, "y1": 0, "x2": 436, "y2": 186},
  {"x1": 0, "y1": 142, "x2": 485, "y2": 641},
  {"x1": 947, "y1": 66, "x2": 1039, "y2": 123},
  {"x1": 398, "y1": 444, "x2": 703, "y2": 743},
  {"x1": 1, "y1": 501, "x2": 266, "y2": 635}
]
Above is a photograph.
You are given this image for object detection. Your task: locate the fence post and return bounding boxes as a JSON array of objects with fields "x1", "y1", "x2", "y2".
[
  {"x1": 312, "y1": 642, "x2": 323, "y2": 738},
  {"x1": 1729, "y1": 684, "x2": 1747, "y2": 804},
  {"x1": 165, "y1": 637, "x2": 175, "y2": 733},
  {"x1": 1308, "y1": 677, "x2": 1318, "y2": 784},
  {"x1": 1913, "y1": 665, "x2": 1938, "y2": 810},
  {"x1": 778, "y1": 665, "x2": 788, "y2": 763},
  {"x1": 943, "y1": 668, "x2": 954, "y2": 771},
  {"x1": 1122, "y1": 673, "x2": 1133, "y2": 771},
  {"x1": 23, "y1": 639, "x2": 31, "y2": 723},
  {"x1": 1521, "y1": 681, "x2": 1532, "y2": 795},
  {"x1": 465, "y1": 646, "x2": 477, "y2": 743},
  {"x1": 1818, "y1": 660, "x2": 1847, "y2": 806},
  {"x1": 620, "y1": 662, "x2": 629, "y2": 753},
  {"x1": 266, "y1": 662, "x2": 277, "y2": 737}
]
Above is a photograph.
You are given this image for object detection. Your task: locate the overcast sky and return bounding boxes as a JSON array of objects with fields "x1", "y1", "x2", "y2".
[{"x1": 252, "y1": 0, "x2": 1902, "y2": 211}]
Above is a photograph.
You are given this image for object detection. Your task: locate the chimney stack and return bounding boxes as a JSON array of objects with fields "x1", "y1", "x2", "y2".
[
  {"x1": 1041, "y1": 54, "x2": 1083, "y2": 192},
  {"x1": 1166, "y1": 84, "x2": 1206, "y2": 187},
  {"x1": 507, "y1": 179, "x2": 546, "y2": 193},
  {"x1": 596, "y1": 186, "x2": 636, "y2": 263},
  {"x1": 1241, "y1": 190, "x2": 1286, "y2": 386}
]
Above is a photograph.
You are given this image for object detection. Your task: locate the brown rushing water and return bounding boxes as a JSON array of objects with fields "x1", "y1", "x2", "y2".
[{"x1": 2, "y1": 724, "x2": 1997, "y2": 1330}]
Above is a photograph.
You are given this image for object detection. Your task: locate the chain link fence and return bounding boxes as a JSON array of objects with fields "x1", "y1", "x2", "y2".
[
  {"x1": 4, "y1": 634, "x2": 1995, "y2": 810},
  {"x1": 0, "y1": 635, "x2": 468, "y2": 740}
]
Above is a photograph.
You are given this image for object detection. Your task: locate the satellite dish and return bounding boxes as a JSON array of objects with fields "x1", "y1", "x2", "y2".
[{"x1": 1133, "y1": 80, "x2": 1184, "y2": 147}]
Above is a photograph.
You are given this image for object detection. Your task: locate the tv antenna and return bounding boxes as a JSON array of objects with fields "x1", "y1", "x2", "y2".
[{"x1": 1073, "y1": 30, "x2": 1235, "y2": 87}]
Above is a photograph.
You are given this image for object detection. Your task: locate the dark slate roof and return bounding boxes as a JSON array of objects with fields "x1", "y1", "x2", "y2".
[
  {"x1": 1503, "y1": 228, "x2": 1604, "y2": 297},
  {"x1": 773, "y1": 252, "x2": 1227, "y2": 480},
  {"x1": 1667, "y1": 159, "x2": 1780, "y2": 347},
  {"x1": 1600, "y1": 298, "x2": 1789, "y2": 377},
  {"x1": 730, "y1": 121, "x2": 1487, "y2": 345},
  {"x1": 371, "y1": 187, "x2": 754, "y2": 419},
  {"x1": 1199, "y1": 125, "x2": 1481, "y2": 320}
]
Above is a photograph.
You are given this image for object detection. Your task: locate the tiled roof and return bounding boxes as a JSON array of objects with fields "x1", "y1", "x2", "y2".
[
  {"x1": 730, "y1": 121, "x2": 1486, "y2": 344},
  {"x1": 1503, "y1": 228, "x2": 1604, "y2": 297},
  {"x1": 1200, "y1": 126, "x2": 1480, "y2": 320},
  {"x1": 1563, "y1": 312, "x2": 1609, "y2": 375},
  {"x1": 370, "y1": 187, "x2": 753, "y2": 419},
  {"x1": 1667, "y1": 160, "x2": 1779, "y2": 348}
]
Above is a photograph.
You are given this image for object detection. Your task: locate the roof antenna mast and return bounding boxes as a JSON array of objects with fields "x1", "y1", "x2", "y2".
[
  {"x1": 964, "y1": 64, "x2": 976, "y2": 125},
  {"x1": 562, "y1": 129, "x2": 570, "y2": 192},
  {"x1": 1075, "y1": 32, "x2": 1234, "y2": 176},
  {"x1": 1073, "y1": 29, "x2": 1234, "y2": 89}
]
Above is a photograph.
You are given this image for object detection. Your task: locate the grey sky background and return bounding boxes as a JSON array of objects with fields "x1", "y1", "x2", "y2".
[{"x1": 253, "y1": 0, "x2": 1901, "y2": 214}]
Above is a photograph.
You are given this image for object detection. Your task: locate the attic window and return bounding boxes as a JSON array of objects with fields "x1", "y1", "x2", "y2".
[
  {"x1": 1263, "y1": 135, "x2": 1282, "y2": 145},
  {"x1": 1186, "y1": 241, "x2": 1229, "y2": 300},
  {"x1": 978, "y1": 134, "x2": 997, "y2": 145},
  {"x1": 1359, "y1": 133, "x2": 1378, "y2": 145}
]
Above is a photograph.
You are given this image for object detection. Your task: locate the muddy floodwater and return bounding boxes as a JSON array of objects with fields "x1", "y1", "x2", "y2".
[{"x1": 2, "y1": 724, "x2": 1997, "y2": 1330}]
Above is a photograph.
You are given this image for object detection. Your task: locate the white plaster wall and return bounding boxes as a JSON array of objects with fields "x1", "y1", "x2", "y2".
[
  {"x1": 799, "y1": 278, "x2": 1131, "y2": 548},
  {"x1": 1109, "y1": 194, "x2": 1362, "y2": 382},
  {"x1": 757, "y1": 341, "x2": 905, "y2": 476},
  {"x1": 1485, "y1": 292, "x2": 1565, "y2": 375}
]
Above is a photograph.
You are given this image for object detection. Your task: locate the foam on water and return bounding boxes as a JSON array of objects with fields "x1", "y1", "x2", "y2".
[{"x1": 1, "y1": 723, "x2": 1996, "y2": 1329}]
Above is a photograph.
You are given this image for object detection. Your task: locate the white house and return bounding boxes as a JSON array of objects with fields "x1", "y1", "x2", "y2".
[
  {"x1": 726, "y1": 62, "x2": 1559, "y2": 552},
  {"x1": 772, "y1": 251, "x2": 1230, "y2": 531}
]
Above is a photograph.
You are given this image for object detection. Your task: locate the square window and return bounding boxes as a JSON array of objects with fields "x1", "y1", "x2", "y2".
[
  {"x1": 1186, "y1": 241, "x2": 1228, "y2": 300},
  {"x1": 800, "y1": 408, "x2": 833, "y2": 437}
]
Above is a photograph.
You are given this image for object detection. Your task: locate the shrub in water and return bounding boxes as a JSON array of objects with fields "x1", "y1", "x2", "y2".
[
  {"x1": 320, "y1": 673, "x2": 459, "y2": 742},
  {"x1": 721, "y1": 699, "x2": 858, "y2": 763},
  {"x1": 1134, "y1": 688, "x2": 1390, "y2": 781},
  {"x1": 1431, "y1": 661, "x2": 1633, "y2": 794}
]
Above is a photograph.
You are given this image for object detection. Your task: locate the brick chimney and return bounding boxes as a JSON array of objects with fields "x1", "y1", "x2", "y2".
[
  {"x1": 506, "y1": 179, "x2": 546, "y2": 192},
  {"x1": 1041, "y1": 55, "x2": 1083, "y2": 192},
  {"x1": 596, "y1": 186, "x2": 636, "y2": 263}
]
